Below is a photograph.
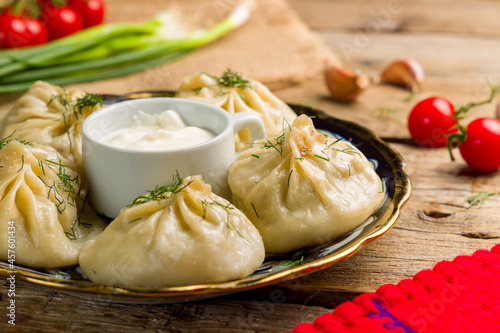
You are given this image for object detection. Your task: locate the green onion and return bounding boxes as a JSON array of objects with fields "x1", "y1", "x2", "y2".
[{"x1": 0, "y1": 0, "x2": 253, "y2": 94}]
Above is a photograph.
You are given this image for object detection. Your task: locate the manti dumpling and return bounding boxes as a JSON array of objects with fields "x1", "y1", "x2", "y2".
[
  {"x1": 0, "y1": 81, "x2": 102, "y2": 174},
  {"x1": 79, "y1": 175, "x2": 265, "y2": 287},
  {"x1": 228, "y1": 115, "x2": 385, "y2": 253},
  {"x1": 177, "y1": 70, "x2": 297, "y2": 151},
  {"x1": 0, "y1": 139, "x2": 105, "y2": 267}
]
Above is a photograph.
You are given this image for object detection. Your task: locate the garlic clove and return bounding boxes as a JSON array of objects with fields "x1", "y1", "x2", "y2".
[
  {"x1": 379, "y1": 58, "x2": 424, "y2": 92},
  {"x1": 324, "y1": 63, "x2": 370, "y2": 102}
]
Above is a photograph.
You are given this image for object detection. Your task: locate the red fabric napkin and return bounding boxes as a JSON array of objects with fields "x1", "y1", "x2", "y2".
[{"x1": 293, "y1": 244, "x2": 500, "y2": 333}]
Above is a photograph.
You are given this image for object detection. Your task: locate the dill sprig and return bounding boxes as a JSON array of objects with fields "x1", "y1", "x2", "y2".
[
  {"x1": 250, "y1": 202, "x2": 259, "y2": 218},
  {"x1": 65, "y1": 192, "x2": 91, "y2": 240},
  {"x1": 45, "y1": 158, "x2": 79, "y2": 205},
  {"x1": 49, "y1": 89, "x2": 72, "y2": 112},
  {"x1": 276, "y1": 249, "x2": 307, "y2": 268},
  {"x1": 49, "y1": 92, "x2": 103, "y2": 151},
  {"x1": 287, "y1": 169, "x2": 293, "y2": 187},
  {"x1": 17, "y1": 155, "x2": 25, "y2": 172},
  {"x1": 214, "y1": 69, "x2": 251, "y2": 89},
  {"x1": 325, "y1": 137, "x2": 360, "y2": 156},
  {"x1": 73, "y1": 93, "x2": 103, "y2": 119},
  {"x1": 314, "y1": 152, "x2": 330, "y2": 161},
  {"x1": 43, "y1": 157, "x2": 79, "y2": 213},
  {"x1": 201, "y1": 199, "x2": 234, "y2": 219},
  {"x1": 200, "y1": 199, "x2": 247, "y2": 240},
  {"x1": 465, "y1": 192, "x2": 496, "y2": 210},
  {"x1": 0, "y1": 131, "x2": 33, "y2": 150},
  {"x1": 127, "y1": 172, "x2": 190, "y2": 208}
]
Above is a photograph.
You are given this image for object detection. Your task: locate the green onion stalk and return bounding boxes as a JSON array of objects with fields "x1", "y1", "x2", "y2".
[{"x1": 0, "y1": 0, "x2": 254, "y2": 94}]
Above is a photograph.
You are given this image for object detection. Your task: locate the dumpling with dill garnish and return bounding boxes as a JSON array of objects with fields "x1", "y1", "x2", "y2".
[
  {"x1": 228, "y1": 115, "x2": 385, "y2": 253},
  {"x1": 0, "y1": 137, "x2": 105, "y2": 268},
  {"x1": 0, "y1": 81, "x2": 103, "y2": 174},
  {"x1": 79, "y1": 174, "x2": 265, "y2": 287},
  {"x1": 176, "y1": 70, "x2": 297, "y2": 151}
]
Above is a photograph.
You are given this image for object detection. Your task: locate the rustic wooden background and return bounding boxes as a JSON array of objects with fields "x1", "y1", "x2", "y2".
[{"x1": 1, "y1": 0, "x2": 500, "y2": 332}]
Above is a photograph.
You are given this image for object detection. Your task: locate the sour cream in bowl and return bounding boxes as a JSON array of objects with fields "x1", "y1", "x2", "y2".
[
  {"x1": 102, "y1": 110, "x2": 216, "y2": 151},
  {"x1": 82, "y1": 98, "x2": 266, "y2": 219}
]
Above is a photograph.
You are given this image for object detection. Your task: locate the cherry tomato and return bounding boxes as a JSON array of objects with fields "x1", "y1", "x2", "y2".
[
  {"x1": 459, "y1": 117, "x2": 500, "y2": 172},
  {"x1": 41, "y1": 5, "x2": 83, "y2": 40},
  {"x1": 408, "y1": 96, "x2": 457, "y2": 148},
  {"x1": 68, "y1": 0, "x2": 105, "y2": 28},
  {"x1": 0, "y1": 9, "x2": 48, "y2": 48}
]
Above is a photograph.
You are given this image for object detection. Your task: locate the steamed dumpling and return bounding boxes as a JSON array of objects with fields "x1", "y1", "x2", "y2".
[
  {"x1": 0, "y1": 139, "x2": 105, "y2": 267},
  {"x1": 0, "y1": 81, "x2": 102, "y2": 173},
  {"x1": 177, "y1": 70, "x2": 297, "y2": 151},
  {"x1": 228, "y1": 115, "x2": 385, "y2": 253},
  {"x1": 79, "y1": 175, "x2": 265, "y2": 287}
]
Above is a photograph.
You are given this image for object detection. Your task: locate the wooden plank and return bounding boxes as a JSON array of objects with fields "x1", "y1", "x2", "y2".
[
  {"x1": 273, "y1": 29, "x2": 500, "y2": 140},
  {"x1": 288, "y1": 0, "x2": 500, "y2": 37},
  {"x1": 1, "y1": 279, "x2": 329, "y2": 332}
]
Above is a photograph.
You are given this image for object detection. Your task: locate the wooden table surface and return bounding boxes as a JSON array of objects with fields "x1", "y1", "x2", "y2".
[{"x1": 2, "y1": 0, "x2": 500, "y2": 332}]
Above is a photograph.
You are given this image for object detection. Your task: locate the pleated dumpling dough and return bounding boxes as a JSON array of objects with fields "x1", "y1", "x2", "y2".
[
  {"x1": 79, "y1": 175, "x2": 265, "y2": 287},
  {"x1": 0, "y1": 81, "x2": 102, "y2": 173},
  {"x1": 0, "y1": 139, "x2": 105, "y2": 267},
  {"x1": 177, "y1": 70, "x2": 297, "y2": 151},
  {"x1": 228, "y1": 115, "x2": 385, "y2": 253}
]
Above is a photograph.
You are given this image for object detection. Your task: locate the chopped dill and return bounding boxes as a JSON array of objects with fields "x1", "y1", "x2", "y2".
[
  {"x1": 324, "y1": 137, "x2": 359, "y2": 155},
  {"x1": 465, "y1": 192, "x2": 496, "y2": 210},
  {"x1": 329, "y1": 146, "x2": 359, "y2": 155},
  {"x1": 62, "y1": 112, "x2": 72, "y2": 152},
  {"x1": 215, "y1": 69, "x2": 251, "y2": 89},
  {"x1": 17, "y1": 155, "x2": 24, "y2": 172},
  {"x1": 127, "y1": 172, "x2": 189, "y2": 208},
  {"x1": 15, "y1": 134, "x2": 33, "y2": 147},
  {"x1": 49, "y1": 89, "x2": 72, "y2": 112},
  {"x1": 38, "y1": 160, "x2": 46, "y2": 175},
  {"x1": 0, "y1": 131, "x2": 16, "y2": 149},
  {"x1": 276, "y1": 249, "x2": 307, "y2": 268},
  {"x1": 47, "y1": 181, "x2": 66, "y2": 213},
  {"x1": 250, "y1": 202, "x2": 259, "y2": 218},
  {"x1": 45, "y1": 157, "x2": 79, "y2": 206},
  {"x1": 287, "y1": 169, "x2": 293, "y2": 187},
  {"x1": 252, "y1": 154, "x2": 260, "y2": 159},
  {"x1": 201, "y1": 199, "x2": 234, "y2": 219},
  {"x1": 200, "y1": 199, "x2": 247, "y2": 241},
  {"x1": 314, "y1": 153, "x2": 330, "y2": 161},
  {"x1": 294, "y1": 157, "x2": 304, "y2": 161},
  {"x1": 326, "y1": 138, "x2": 342, "y2": 148},
  {"x1": 65, "y1": 192, "x2": 91, "y2": 240},
  {"x1": 73, "y1": 93, "x2": 103, "y2": 119},
  {"x1": 254, "y1": 118, "x2": 291, "y2": 156},
  {"x1": 0, "y1": 131, "x2": 33, "y2": 150},
  {"x1": 402, "y1": 91, "x2": 416, "y2": 102},
  {"x1": 52, "y1": 270, "x2": 71, "y2": 279}
]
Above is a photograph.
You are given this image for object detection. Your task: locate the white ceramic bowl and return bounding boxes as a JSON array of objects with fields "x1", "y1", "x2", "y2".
[{"x1": 82, "y1": 97, "x2": 266, "y2": 219}]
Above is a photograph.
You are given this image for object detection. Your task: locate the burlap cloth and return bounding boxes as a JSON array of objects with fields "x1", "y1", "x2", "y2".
[{"x1": 0, "y1": 0, "x2": 336, "y2": 108}]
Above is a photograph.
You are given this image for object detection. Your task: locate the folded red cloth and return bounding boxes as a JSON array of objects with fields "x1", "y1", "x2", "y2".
[{"x1": 293, "y1": 244, "x2": 500, "y2": 333}]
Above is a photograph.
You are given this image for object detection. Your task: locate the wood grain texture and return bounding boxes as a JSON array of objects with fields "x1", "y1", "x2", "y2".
[{"x1": 2, "y1": 0, "x2": 500, "y2": 331}]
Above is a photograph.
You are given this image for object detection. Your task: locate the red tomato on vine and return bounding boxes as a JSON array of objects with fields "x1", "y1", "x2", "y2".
[
  {"x1": 458, "y1": 118, "x2": 500, "y2": 172},
  {"x1": 68, "y1": 0, "x2": 105, "y2": 28},
  {"x1": 407, "y1": 96, "x2": 457, "y2": 148},
  {"x1": 0, "y1": 7, "x2": 48, "y2": 48},
  {"x1": 40, "y1": 4, "x2": 83, "y2": 40}
]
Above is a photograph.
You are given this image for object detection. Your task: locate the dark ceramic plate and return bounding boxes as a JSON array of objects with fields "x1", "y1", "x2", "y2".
[{"x1": 0, "y1": 93, "x2": 411, "y2": 303}]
